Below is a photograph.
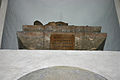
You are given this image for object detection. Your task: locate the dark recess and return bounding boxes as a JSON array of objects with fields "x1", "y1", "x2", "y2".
[{"x1": 0, "y1": 0, "x2": 2, "y2": 8}]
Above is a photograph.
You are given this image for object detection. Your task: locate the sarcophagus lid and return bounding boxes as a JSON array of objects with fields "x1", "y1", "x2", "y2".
[
  {"x1": 17, "y1": 21, "x2": 107, "y2": 50},
  {"x1": 23, "y1": 25, "x2": 44, "y2": 31},
  {"x1": 23, "y1": 25, "x2": 101, "y2": 33},
  {"x1": 23, "y1": 21, "x2": 101, "y2": 33}
]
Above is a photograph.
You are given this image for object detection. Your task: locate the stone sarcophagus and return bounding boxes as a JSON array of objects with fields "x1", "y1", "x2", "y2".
[{"x1": 17, "y1": 21, "x2": 107, "y2": 50}]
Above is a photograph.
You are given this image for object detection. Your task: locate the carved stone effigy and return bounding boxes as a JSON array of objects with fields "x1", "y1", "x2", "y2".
[{"x1": 17, "y1": 21, "x2": 107, "y2": 50}]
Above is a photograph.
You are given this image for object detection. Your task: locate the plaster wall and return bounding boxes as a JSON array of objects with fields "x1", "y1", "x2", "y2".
[
  {"x1": 0, "y1": 50, "x2": 119, "y2": 80},
  {"x1": 1, "y1": 0, "x2": 120, "y2": 50}
]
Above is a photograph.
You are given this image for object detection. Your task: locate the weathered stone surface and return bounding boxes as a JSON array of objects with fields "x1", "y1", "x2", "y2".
[
  {"x1": 44, "y1": 32, "x2": 75, "y2": 50},
  {"x1": 17, "y1": 32, "x2": 107, "y2": 50},
  {"x1": 17, "y1": 31, "x2": 44, "y2": 49},
  {"x1": 23, "y1": 25, "x2": 101, "y2": 33},
  {"x1": 17, "y1": 21, "x2": 107, "y2": 50},
  {"x1": 45, "y1": 25, "x2": 101, "y2": 33},
  {"x1": 75, "y1": 26, "x2": 101, "y2": 33},
  {"x1": 50, "y1": 33, "x2": 75, "y2": 50},
  {"x1": 44, "y1": 32, "x2": 52, "y2": 50},
  {"x1": 44, "y1": 32, "x2": 107, "y2": 50},
  {"x1": 45, "y1": 25, "x2": 63, "y2": 32},
  {"x1": 23, "y1": 25, "x2": 44, "y2": 31},
  {"x1": 75, "y1": 33, "x2": 107, "y2": 50},
  {"x1": 18, "y1": 66, "x2": 107, "y2": 80}
]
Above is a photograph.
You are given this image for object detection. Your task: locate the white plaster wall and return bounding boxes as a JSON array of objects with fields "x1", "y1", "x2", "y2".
[
  {"x1": 0, "y1": 50, "x2": 120, "y2": 80},
  {"x1": 1, "y1": 0, "x2": 120, "y2": 50},
  {"x1": 0, "y1": 0, "x2": 8, "y2": 48}
]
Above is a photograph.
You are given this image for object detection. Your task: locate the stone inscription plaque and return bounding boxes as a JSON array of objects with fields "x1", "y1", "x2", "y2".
[{"x1": 50, "y1": 33, "x2": 75, "y2": 50}]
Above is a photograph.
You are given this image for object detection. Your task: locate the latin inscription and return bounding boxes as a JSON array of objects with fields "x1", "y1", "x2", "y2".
[{"x1": 50, "y1": 33, "x2": 75, "y2": 50}]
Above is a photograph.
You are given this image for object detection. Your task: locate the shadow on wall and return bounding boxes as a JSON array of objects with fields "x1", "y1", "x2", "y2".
[
  {"x1": 0, "y1": 0, "x2": 1, "y2": 8},
  {"x1": 17, "y1": 66, "x2": 108, "y2": 80}
]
